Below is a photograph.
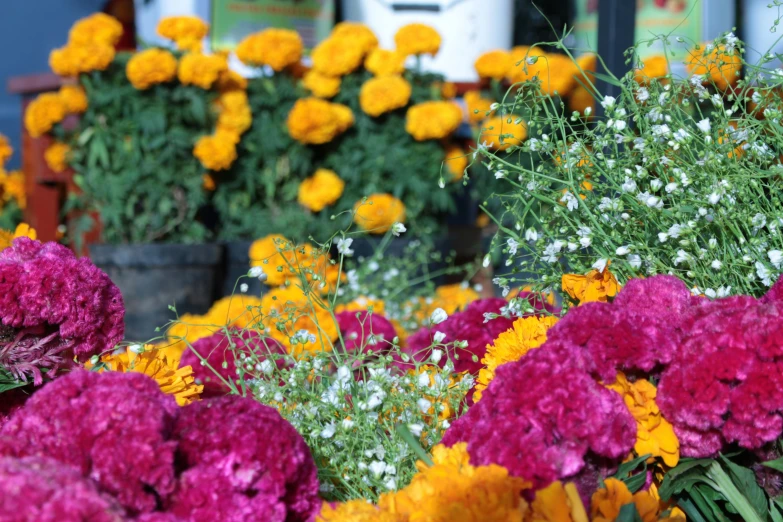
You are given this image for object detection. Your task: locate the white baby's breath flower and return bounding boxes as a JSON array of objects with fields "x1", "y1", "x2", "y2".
[
  {"x1": 637, "y1": 87, "x2": 650, "y2": 102},
  {"x1": 768, "y1": 250, "x2": 783, "y2": 269},
  {"x1": 560, "y1": 191, "x2": 579, "y2": 211},
  {"x1": 628, "y1": 254, "x2": 642, "y2": 269},
  {"x1": 616, "y1": 245, "x2": 631, "y2": 256},
  {"x1": 391, "y1": 222, "x2": 406, "y2": 236},
  {"x1": 592, "y1": 258, "x2": 609, "y2": 272},
  {"x1": 697, "y1": 118, "x2": 711, "y2": 134},
  {"x1": 756, "y1": 261, "x2": 774, "y2": 286},
  {"x1": 711, "y1": 260, "x2": 723, "y2": 270},
  {"x1": 336, "y1": 237, "x2": 354, "y2": 256},
  {"x1": 248, "y1": 266, "x2": 268, "y2": 282},
  {"x1": 525, "y1": 228, "x2": 538, "y2": 241},
  {"x1": 433, "y1": 331, "x2": 446, "y2": 343},
  {"x1": 239, "y1": 283, "x2": 249, "y2": 293},
  {"x1": 430, "y1": 308, "x2": 448, "y2": 325},
  {"x1": 601, "y1": 96, "x2": 616, "y2": 109},
  {"x1": 708, "y1": 192, "x2": 721, "y2": 205},
  {"x1": 430, "y1": 349, "x2": 443, "y2": 364},
  {"x1": 417, "y1": 398, "x2": 432, "y2": 413}
]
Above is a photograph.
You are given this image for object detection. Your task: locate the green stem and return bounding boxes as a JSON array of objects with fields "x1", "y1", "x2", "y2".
[{"x1": 705, "y1": 461, "x2": 764, "y2": 522}]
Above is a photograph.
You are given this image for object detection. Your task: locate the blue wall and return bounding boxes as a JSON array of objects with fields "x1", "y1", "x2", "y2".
[{"x1": 0, "y1": 0, "x2": 106, "y2": 169}]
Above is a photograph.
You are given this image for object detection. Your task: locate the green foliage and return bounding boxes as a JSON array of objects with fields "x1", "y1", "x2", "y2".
[{"x1": 0, "y1": 200, "x2": 23, "y2": 231}]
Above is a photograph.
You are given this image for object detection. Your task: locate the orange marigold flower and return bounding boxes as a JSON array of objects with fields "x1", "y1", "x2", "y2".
[
  {"x1": 607, "y1": 372, "x2": 680, "y2": 467},
  {"x1": 157, "y1": 15, "x2": 209, "y2": 52},
  {"x1": 335, "y1": 296, "x2": 387, "y2": 316},
  {"x1": 44, "y1": 141, "x2": 70, "y2": 173},
  {"x1": 0, "y1": 134, "x2": 12, "y2": 167},
  {"x1": 365, "y1": 48, "x2": 407, "y2": 77},
  {"x1": 481, "y1": 115, "x2": 527, "y2": 151},
  {"x1": 248, "y1": 234, "x2": 319, "y2": 287},
  {"x1": 236, "y1": 28, "x2": 303, "y2": 71},
  {"x1": 405, "y1": 101, "x2": 462, "y2": 141},
  {"x1": 0, "y1": 223, "x2": 36, "y2": 252},
  {"x1": 635, "y1": 55, "x2": 669, "y2": 84},
  {"x1": 463, "y1": 90, "x2": 495, "y2": 123},
  {"x1": 508, "y1": 48, "x2": 578, "y2": 96},
  {"x1": 331, "y1": 21, "x2": 379, "y2": 55},
  {"x1": 353, "y1": 193, "x2": 405, "y2": 234},
  {"x1": 394, "y1": 23, "x2": 441, "y2": 57},
  {"x1": 24, "y1": 93, "x2": 67, "y2": 138},
  {"x1": 126, "y1": 48, "x2": 178, "y2": 90},
  {"x1": 216, "y1": 91, "x2": 252, "y2": 136},
  {"x1": 312, "y1": 36, "x2": 365, "y2": 77},
  {"x1": 260, "y1": 285, "x2": 338, "y2": 355},
  {"x1": 317, "y1": 500, "x2": 402, "y2": 522},
  {"x1": 686, "y1": 43, "x2": 741, "y2": 91},
  {"x1": 68, "y1": 13, "x2": 123, "y2": 47},
  {"x1": 561, "y1": 265, "x2": 620, "y2": 304},
  {"x1": 58, "y1": 85, "x2": 88, "y2": 114},
  {"x1": 217, "y1": 69, "x2": 247, "y2": 93},
  {"x1": 49, "y1": 43, "x2": 115, "y2": 77},
  {"x1": 177, "y1": 52, "x2": 228, "y2": 89},
  {"x1": 445, "y1": 145, "x2": 468, "y2": 181},
  {"x1": 569, "y1": 84, "x2": 595, "y2": 115},
  {"x1": 303, "y1": 70, "x2": 341, "y2": 99},
  {"x1": 298, "y1": 168, "x2": 345, "y2": 212},
  {"x1": 360, "y1": 75, "x2": 412, "y2": 117},
  {"x1": 202, "y1": 173, "x2": 216, "y2": 191},
  {"x1": 287, "y1": 98, "x2": 354, "y2": 145},
  {"x1": 591, "y1": 478, "x2": 660, "y2": 522},
  {"x1": 0, "y1": 170, "x2": 26, "y2": 209},
  {"x1": 526, "y1": 481, "x2": 589, "y2": 522},
  {"x1": 440, "y1": 81, "x2": 457, "y2": 99},
  {"x1": 475, "y1": 49, "x2": 513, "y2": 80},
  {"x1": 193, "y1": 131, "x2": 238, "y2": 171}
]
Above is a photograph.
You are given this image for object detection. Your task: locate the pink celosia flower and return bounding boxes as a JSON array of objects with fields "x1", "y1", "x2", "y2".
[
  {"x1": 336, "y1": 311, "x2": 397, "y2": 353},
  {"x1": 0, "y1": 238, "x2": 124, "y2": 384}
]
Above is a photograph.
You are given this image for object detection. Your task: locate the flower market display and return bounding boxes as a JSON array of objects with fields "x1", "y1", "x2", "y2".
[{"x1": 8, "y1": 8, "x2": 783, "y2": 522}]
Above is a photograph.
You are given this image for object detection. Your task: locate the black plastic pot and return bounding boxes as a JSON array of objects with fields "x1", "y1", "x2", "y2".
[
  {"x1": 89, "y1": 243, "x2": 224, "y2": 341},
  {"x1": 222, "y1": 241, "x2": 266, "y2": 297}
]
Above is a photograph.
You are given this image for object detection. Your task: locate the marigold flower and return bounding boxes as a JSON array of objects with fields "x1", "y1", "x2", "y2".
[
  {"x1": 508, "y1": 48, "x2": 578, "y2": 96},
  {"x1": 217, "y1": 68, "x2": 247, "y2": 93},
  {"x1": 463, "y1": 90, "x2": 495, "y2": 123},
  {"x1": 360, "y1": 75, "x2": 412, "y2": 117},
  {"x1": 635, "y1": 55, "x2": 669, "y2": 84},
  {"x1": 68, "y1": 12, "x2": 123, "y2": 46},
  {"x1": 686, "y1": 43, "x2": 741, "y2": 90},
  {"x1": 569, "y1": 84, "x2": 595, "y2": 115},
  {"x1": 249, "y1": 234, "x2": 298, "y2": 286},
  {"x1": 303, "y1": 70, "x2": 342, "y2": 99},
  {"x1": 474, "y1": 315, "x2": 558, "y2": 402},
  {"x1": 126, "y1": 48, "x2": 178, "y2": 90},
  {"x1": 335, "y1": 297, "x2": 387, "y2": 316},
  {"x1": 318, "y1": 500, "x2": 403, "y2": 522},
  {"x1": 591, "y1": 478, "x2": 660, "y2": 522},
  {"x1": 353, "y1": 193, "x2": 405, "y2": 234},
  {"x1": 0, "y1": 134, "x2": 12, "y2": 167},
  {"x1": 312, "y1": 36, "x2": 366, "y2": 77},
  {"x1": 201, "y1": 173, "x2": 215, "y2": 191},
  {"x1": 49, "y1": 43, "x2": 115, "y2": 77},
  {"x1": 216, "y1": 90, "x2": 252, "y2": 135},
  {"x1": 445, "y1": 145, "x2": 468, "y2": 180},
  {"x1": 0, "y1": 170, "x2": 26, "y2": 209},
  {"x1": 236, "y1": 28, "x2": 303, "y2": 71},
  {"x1": 475, "y1": 49, "x2": 513, "y2": 80},
  {"x1": 365, "y1": 48, "x2": 406, "y2": 77},
  {"x1": 177, "y1": 52, "x2": 228, "y2": 89},
  {"x1": 507, "y1": 46, "x2": 545, "y2": 84},
  {"x1": 157, "y1": 15, "x2": 209, "y2": 51},
  {"x1": 526, "y1": 481, "x2": 589, "y2": 522},
  {"x1": 193, "y1": 131, "x2": 238, "y2": 171},
  {"x1": 260, "y1": 285, "x2": 338, "y2": 355},
  {"x1": 287, "y1": 98, "x2": 354, "y2": 144},
  {"x1": 298, "y1": 168, "x2": 345, "y2": 212},
  {"x1": 607, "y1": 373, "x2": 680, "y2": 467},
  {"x1": 24, "y1": 93, "x2": 67, "y2": 138},
  {"x1": 405, "y1": 101, "x2": 462, "y2": 141},
  {"x1": 561, "y1": 265, "x2": 620, "y2": 304},
  {"x1": 0, "y1": 223, "x2": 36, "y2": 252},
  {"x1": 394, "y1": 23, "x2": 441, "y2": 56},
  {"x1": 440, "y1": 81, "x2": 457, "y2": 98},
  {"x1": 44, "y1": 141, "x2": 70, "y2": 173},
  {"x1": 481, "y1": 115, "x2": 527, "y2": 150},
  {"x1": 58, "y1": 84, "x2": 88, "y2": 114},
  {"x1": 331, "y1": 21, "x2": 379, "y2": 55}
]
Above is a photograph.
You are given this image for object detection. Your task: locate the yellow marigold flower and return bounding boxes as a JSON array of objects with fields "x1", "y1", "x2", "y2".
[
  {"x1": 249, "y1": 234, "x2": 296, "y2": 287},
  {"x1": 353, "y1": 193, "x2": 405, "y2": 234},
  {"x1": 217, "y1": 69, "x2": 247, "y2": 93},
  {"x1": 591, "y1": 478, "x2": 660, "y2": 522},
  {"x1": 317, "y1": 500, "x2": 402, "y2": 522},
  {"x1": 193, "y1": 131, "x2": 238, "y2": 171},
  {"x1": 686, "y1": 43, "x2": 741, "y2": 91},
  {"x1": 216, "y1": 91, "x2": 252, "y2": 136},
  {"x1": 24, "y1": 93, "x2": 67, "y2": 138},
  {"x1": 607, "y1": 372, "x2": 680, "y2": 467},
  {"x1": 236, "y1": 28, "x2": 303, "y2": 71},
  {"x1": 525, "y1": 481, "x2": 589, "y2": 522},
  {"x1": 0, "y1": 170, "x2": 26, "y2": 209},
  {"x1": 202, "y1": 173, "x2": 216, "y2": 191},
  {"x1": 331, "y1": 21, "x2": 379, "y2": 55},
  {"x1": 435, "y1": 283, "x2": 479, "y2": 314},
  {"x1": 474, "y1": 315, "x2": 558, "y2": 402},
  {"x1": 0, "y1": 223, "x2": 36, "y2": 252},
  {"x1": 635, "y1": 55, "x2": 669, "y2": 84},
  {"x1": 68, "y1": 13, "x2": 123, "y2": 46},
  {"x1": 569, "y1": 84, "x2": 595, "y2": 115},
  {"x1": 58, "y1": 85, "x2": 88, "y2": 114},
  {"x1": 577, "y1": 53, "x2": 597, "y2": 74},
  {"x1": 360, "y1": 75, "x2": 412, "y2": 117},
  {"x1": 475, "y1": 49, "x2": 513, "y2": 80},
  {"x1": 126, "y1": 48, "x2": 178, "y2": 90},
  {"x1": 394, "y1": 23, "x2": 441, "y2": 57},
  {"x1": 298, "y1": 169, "x2": 345, "y2": 212},
  {"x1": 335, "y1": 297, "x2": 387, "y2": 316},
  {"x1": 445, "y1": 146, "x2": 468, "y2": 181},
  {"x1": 508, "y1": 48, "x2": 578, "y2": 96},
  {"x1": 0, "y1": 134, "x2": 12, "y2": 167},
  {"x1": 561, "y1": 265, "x2": 620, "y2": 304},
  {"x1": 440, "y1": 81, "x2": 457, "y2": 99},
  {"x1": 379, "y1": 443, "x2": 529, "y2": 522},
  {"x1": 44, "y1": 141, "x2": 70, "y2": 173},
  {"x1": 312, "y1": 36, "x2": 365, "y2": 77},
  {"x1": 507, "y1": 46, "x2": 545, "y2": 83},
  {"x1": 166, "y1": 313, "x2": 220, "y2": 358},
  {"x1": 177, "y1": 52, "x2": 228, "y2": 89},
  {"x1": 303, "y1": 70, "x2": 341, "y2": 99},
  {"x1": 50, "y1": 43, "x2": 115, "y2": 77},
  {"x1": 365, "y1": 48, "x2": 406, "y2": 77},
  {"x1": 481, "y1": 115, "x2": 527, "y2": 151},
  {"x1": 463, "y1": 90, "x2": 495, "y2": 123},
  {"x1": 405, "y1": 101, "x2": 462, "y2": 141},
  {"x1": 207, "y1": 294, "x2": 262, "y2": 330},
  {"x1": 287, "y1": 98, "x2": 355, "y2": 145},
  {"x1": 102, "y1": 346, "x2": 203, "y2": 406},
  {"x1": 260, "y1": 285, "x2": 338, "y2": 356},
  {"x1": 157, "y1": 15, "x2": 209, "y2": 51}
]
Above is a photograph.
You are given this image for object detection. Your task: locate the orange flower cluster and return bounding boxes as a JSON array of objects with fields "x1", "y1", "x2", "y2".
[
  {"x1": 157, "y1": 16, "x2": 209, "y2": 52},
  {"x1": 562, "y1": 265, "x2": 620, "y2": 304},
  {"x1": 126, "y1": 48, "x2": 178, "y2": 90},
  {"x1": 287, "y1": 98, "x2": 354, "y2": 145},
  {"x1": 405, "y1": 101, "x2": 462, "y2": 141},
  {"x1": 353, "y1": 193, "x2": 406, "y2": 234},
  {"x1": 236, "y1": 28, "x2": 303, "y2": 71},
  {"x1": 177, "y1": 52, "x2": 228, "y2": 89},
  {"x1": 49, "y1": 13, "x2": 120, "y2": 77}
]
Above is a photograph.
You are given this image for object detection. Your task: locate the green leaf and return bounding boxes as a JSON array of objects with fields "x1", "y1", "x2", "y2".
[
  {"x1": 615, "y1": 503, "x2": 643, "y2": 522},
  {"x1": 770, "y1": 499, "x2": 783, "y2": 522},
  {"x1": 763, "y1": 457, "x2": 783, "y2": 473},
  {"x1": 719, "y1": 455, "x2": 768, "y2": 519},
  {"x1": 589, "y1": 71, "x2": 624, "y2": 88}
]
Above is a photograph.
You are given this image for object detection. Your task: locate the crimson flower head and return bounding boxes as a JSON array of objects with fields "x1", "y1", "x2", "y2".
[{"x1": 336, "y1": 310, "x2": 398, "y2": 353}]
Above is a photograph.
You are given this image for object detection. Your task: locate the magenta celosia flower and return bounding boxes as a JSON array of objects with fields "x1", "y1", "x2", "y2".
[
  {"x1": 169, "y1": 396, "x2": 320, "y2": 522},
  {"x1": 336, "y1": 311, "x2": 397, "y2": 353},
  {"x1": 0, "y1": 238, "x2": 124, "y2": 384},
  {"x1": 762, "y1": 275, "x2": 783, "y2": 303},
  {"x1": 0, "y1": 370, "x2": 178, "y2": 515},
  {"x1": 0, "y1": 456, "x2": 126, "y2": 521},
  {"x1": 442, "y1": 341, "x2": 636, "y2": 495},
  {"x1": 181, "y1": 330, "x2": 286, "y2": 397}
]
